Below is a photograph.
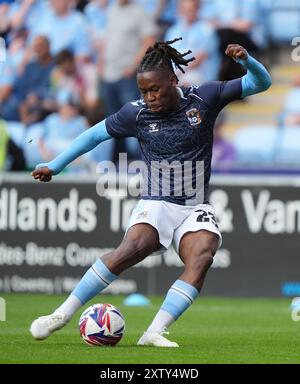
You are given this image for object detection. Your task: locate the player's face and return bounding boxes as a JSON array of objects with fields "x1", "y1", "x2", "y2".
[
  {"x1": 32, "y1": 36, "x2": 50, "y2": 59},
  {"x1": 137, "y1": 70, "x2": 179, "y2": 114},
  {"x1": 51, "y1": 0, "x2": 72, "y2": 15}
]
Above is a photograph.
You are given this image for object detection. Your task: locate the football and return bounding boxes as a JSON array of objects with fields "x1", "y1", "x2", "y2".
[{"x1": 79, "y1": 303, "x2": 125, "y2": 346}]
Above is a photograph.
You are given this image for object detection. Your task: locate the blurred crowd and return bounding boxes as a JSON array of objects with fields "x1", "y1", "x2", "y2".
[{"x1": 0, "y1": 0, "x2": 299, "y2": 172}]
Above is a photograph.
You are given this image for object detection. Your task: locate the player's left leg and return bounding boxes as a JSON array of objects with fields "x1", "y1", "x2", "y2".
[{"x1": 138, "y1": 230, "x2": 219, "y2": 347}]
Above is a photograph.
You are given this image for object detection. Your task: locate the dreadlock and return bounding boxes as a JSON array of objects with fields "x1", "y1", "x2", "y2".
[{"x1": 138, "y1": 38, "x2": 196, "y2": 83}]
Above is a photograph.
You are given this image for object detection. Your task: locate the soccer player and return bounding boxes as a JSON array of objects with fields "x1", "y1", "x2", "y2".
[{"x1": 30, "y1": 39, "x2": 272, "y2": 347}]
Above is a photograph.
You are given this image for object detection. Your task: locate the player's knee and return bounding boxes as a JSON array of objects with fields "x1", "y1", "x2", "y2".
[{"x1": 104, "y1": 237, "x2": 153, "y2": 274}]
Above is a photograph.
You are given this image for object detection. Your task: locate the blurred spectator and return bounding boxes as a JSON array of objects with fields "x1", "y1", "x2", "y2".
[
  {"x1": 280, "y1": 75, "x2": 300, "y2": 127},
  {"x1": 0, "y1": 35, "x2": 54, "y2": 121},
  {"x1": 136, "y1": 0, "x2": 164, "y2": 16},
  {"x1": 8, "y1": 0, "x2": 49, "y2": 35},
  {"x1": 83, "y1": 0, "x2": 110, "y2": 70},
  {"x1": 19, "y1": 92, "x2": 49, "y2": 126},
  {"x1": 84, "y1": 0, "x2": 110, "y2": 49},
  {"x1": 30, "y1": 0, "x2": 92, "y2": 61},
  {"x1": 0, "y1": 0, "x2": 12, "y2": 37},
  {"x1": 204, "y1": 0, "x2": 262, "y2": 80},
  {"x1": 158, "y1": 0, "x2": 179, "y2": 36},
  {"x1": 136, "y1": 0, "x2": 179, "y2": 37},
  {"x1": 99, "y1": 0, "x2": 157, "y2": 159},
  {"x1": 51, "y1": 49, "x2": 99, "y2": 115},
  {"x1": 5, "y1": 27, "x2": 28, "y2": 75},
  {"x1": 100, "y1": 0, "x2": 157, "y2": 114},
  {"x1": 165, "y1": 0, "x2": 220, "y2": 85},
  {"x1": 38, "y1": 100, "x2": 89, "y2": 172},
  {"x1": 212, "y1": 112, "x2": 236, "y2": 169},
  {"x1": 75, "y1": 0, "x2": 89, "y2": 12},
  {"x1": 0, "y1": 119, "x2": 26, "y2": 171},
  {"x1": 0, "y1": 57, "x2": 16, "y2": 106}
]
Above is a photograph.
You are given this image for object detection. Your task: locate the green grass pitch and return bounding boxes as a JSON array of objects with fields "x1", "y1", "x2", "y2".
[{"x1": 0, "y1": 294, "x2": 300, "y2": 364}]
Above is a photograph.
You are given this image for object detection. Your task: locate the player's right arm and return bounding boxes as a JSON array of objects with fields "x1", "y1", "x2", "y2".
[
  {"x1": 32, "y1": 120, "x2": 112, "y2": 182},
  {"x1": 32, "y1": 101, "x2": 139, "y2": 182}
]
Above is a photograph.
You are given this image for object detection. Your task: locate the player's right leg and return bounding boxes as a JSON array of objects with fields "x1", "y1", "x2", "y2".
[
  {"x1": 30, "y1": 223, "x2": 160, "y2": 340},
  {"x1": 138, "y1": 230, "x2": 219, "y2": 348},
  {"x1": 138, "y1": 205, "x2": 221, "y2": 347}
]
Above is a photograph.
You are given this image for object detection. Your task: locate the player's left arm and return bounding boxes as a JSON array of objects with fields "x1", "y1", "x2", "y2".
[{"x1": 225, "y1": 44, "x2": 272, "y2": 97}]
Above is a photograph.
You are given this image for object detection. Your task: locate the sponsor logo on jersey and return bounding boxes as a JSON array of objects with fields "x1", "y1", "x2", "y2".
[{"x1": 149, "y1": 123, "x2": 159, "y2": 133}]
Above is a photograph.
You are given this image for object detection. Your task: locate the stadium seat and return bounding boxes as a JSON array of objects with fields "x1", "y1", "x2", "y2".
[
  {"x1": 275, "y1": 126, "x2": 300, "y2": 164},
  {"x1": 267, "y1": 0, "x2": 300, "y2": 43},
  {"x1": 232, "y1": 125, "x2": 279, "y2": 164}
]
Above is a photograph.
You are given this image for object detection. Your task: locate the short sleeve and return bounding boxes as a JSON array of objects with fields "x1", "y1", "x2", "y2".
[
  {"x1": 192, "y1": 78, "x2": 242, "y2": 112},
  {"x1": 216, "y1": 78, "x2": 243, "y2": 110},
  {"x1": 105, "y1": 102, "x2": 139, "y2": 139}
]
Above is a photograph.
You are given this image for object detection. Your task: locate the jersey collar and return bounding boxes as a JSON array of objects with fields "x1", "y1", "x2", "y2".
[{"x1": 177, "y1": 87, "x2": 187, "y2": 100}]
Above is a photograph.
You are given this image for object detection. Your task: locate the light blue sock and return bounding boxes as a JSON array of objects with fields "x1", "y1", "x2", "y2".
[
  {"x1": 72, "y1": 259, "x2": 117, "y2": 304},
  {"x1": 161, "y1": 280, "x2": 199, "y2": 321}
]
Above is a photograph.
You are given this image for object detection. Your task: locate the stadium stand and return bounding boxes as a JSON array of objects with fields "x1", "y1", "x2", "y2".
[
  {"x1": 0, "y1": 0, "x2": 299, "y2": 171},
  {"x1": 233, "y1": 125, "x2": 278, "y2": 164}
]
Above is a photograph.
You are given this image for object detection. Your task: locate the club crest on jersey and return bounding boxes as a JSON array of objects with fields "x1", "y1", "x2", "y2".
[
  {"x1": 186, "y1": 108, "x2": 202, "y2": 127},
  {"x1": 136, "y1": 210, "x2": 148, "y2": 219},
  {"x1": 149, "y1": 123, "x2": 159, "y2": 133}
]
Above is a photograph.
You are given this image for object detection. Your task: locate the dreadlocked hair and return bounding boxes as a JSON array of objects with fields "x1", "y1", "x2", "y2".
[{"x1": 138, "y1": 37, "x2": 196, "y2": 83}]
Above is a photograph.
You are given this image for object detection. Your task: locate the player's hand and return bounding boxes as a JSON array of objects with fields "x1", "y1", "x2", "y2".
[
  {"x1": 31, "y1": 167, "x2": 53, "y2": 182},
  {"x1": 225, "y1": 44, "x2": 248, "y2": 61}
]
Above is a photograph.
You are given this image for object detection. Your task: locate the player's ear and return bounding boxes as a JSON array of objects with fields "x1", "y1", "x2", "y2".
[{"x1": 169, "y1": 73, "x2": 177, "y2": 86}]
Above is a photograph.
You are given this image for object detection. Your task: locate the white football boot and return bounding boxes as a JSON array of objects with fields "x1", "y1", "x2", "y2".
[
  {"x1": 137, "y1": 330, "x2": 179, "y2": 347},
  {"x1": 30, "y1": 313, "x2": 68, "y2": 340}
]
